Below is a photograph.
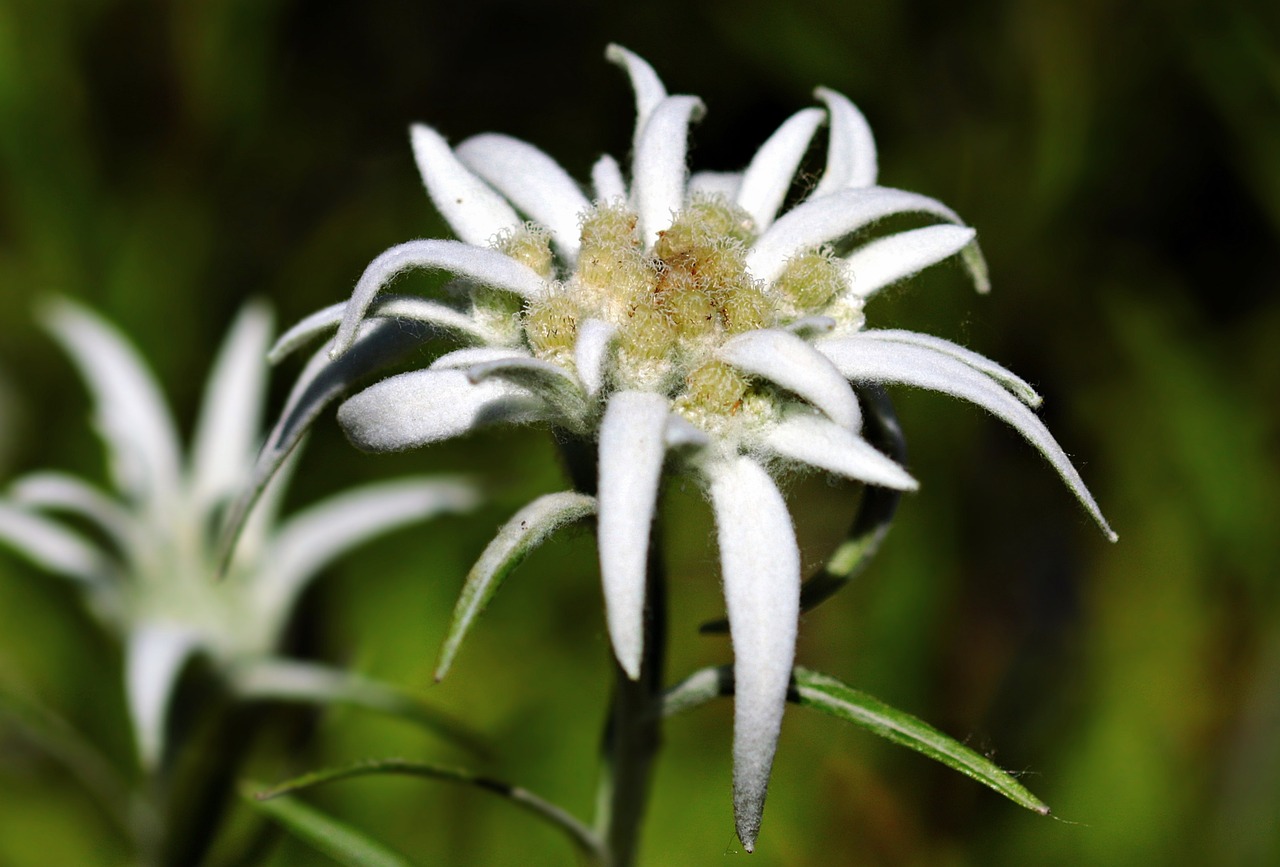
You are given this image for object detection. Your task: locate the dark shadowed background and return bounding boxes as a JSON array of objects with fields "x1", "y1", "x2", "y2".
[{"x1": 1, "y1": 0, "x2": 1278, "y2": 864}]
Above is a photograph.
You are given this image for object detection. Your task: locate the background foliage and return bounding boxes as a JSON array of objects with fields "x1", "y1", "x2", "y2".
[{"x1": 1, "y1": 0, "x2": 1277, "y2": 864}]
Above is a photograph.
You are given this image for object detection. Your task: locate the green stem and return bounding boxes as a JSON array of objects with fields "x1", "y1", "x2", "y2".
[{"x1": 559, "y1": 435, "x2": 666, "y2": 867}]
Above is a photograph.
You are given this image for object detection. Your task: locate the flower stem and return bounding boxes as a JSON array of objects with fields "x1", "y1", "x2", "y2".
[{"x1": 559, "y1": 435, "x2": 666, "y2": 867}]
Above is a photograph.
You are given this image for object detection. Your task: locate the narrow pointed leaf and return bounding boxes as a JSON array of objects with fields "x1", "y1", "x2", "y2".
[
  {"x1": 436, "y1": 492, "x2": 596, "y2": 681},
  {"x1": 464, "y1": 356, "x2": 589, "y2": 427},
  {"x1": 0, "y1": 503, "x2": 115, "y2": 586},
  {"x1": 812, "y1": 87, "x2": 878, "y2": 194},
  {"x1": 858, "y1": 330, "x2": 1042, "y2": 407},
  {"x1": 758, "y1": 411, "x2": 916, "y2": 490},
  {"x1": 842, "y1": 225, "x2": 978, "y2": 299},
  {"x1": 258, "y1": 759, "x2": 604, "y2": 861},
  {"x1": 606, "y1": 44, "x2": 668, "y2": 159},
  {"x1": 719, "y1": 329, "x2": 861, "y2": 430},
  {"x1": 248, "y1": 788, "x2": 416, "y2": 867},
  {"x1": 792, "y1": 667, "x2": 1050, "y2": 814},
  {"x1": 126, "y1": 624, "x2": 200, "y2": 769},
  {"x1": 574, "y1": 318, "x2": 616, "y2": 398}
]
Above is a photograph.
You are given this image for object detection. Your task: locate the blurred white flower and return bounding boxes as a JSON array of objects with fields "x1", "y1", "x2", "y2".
[
  {"x1": 260, "y1": 45, "x2": 1115, "y2": 849},
  {"x1": 0, "y1": 300, "x2": 477, "y2": 769}
]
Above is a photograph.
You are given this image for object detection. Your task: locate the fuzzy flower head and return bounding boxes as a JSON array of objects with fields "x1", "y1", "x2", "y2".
[
  {"x1": 265, "y1": 45, "x2": 1115, "y2": 850},
  {"x1": 0, "y1": 301, "x2": 476, "y2": 770}
]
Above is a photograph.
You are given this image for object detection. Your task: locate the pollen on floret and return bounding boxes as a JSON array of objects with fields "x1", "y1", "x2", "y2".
[
  {"x1": 524, "y1": 291, "x2": 581, "y2": 367},
  {"x1": 495, "y1": 223, "x2": 555, "y2": 279},
  {"x1": 774, "y1": 247, "x2": 847, "y2": 315}
]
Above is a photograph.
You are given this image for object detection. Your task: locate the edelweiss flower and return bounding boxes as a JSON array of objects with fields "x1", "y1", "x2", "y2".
[
  {"x1": 261, "y1": 46, "x2": 1115, "y2": 849},
  {"x1": 0, "y1": 301, "x2": 477, "y2": 769}
]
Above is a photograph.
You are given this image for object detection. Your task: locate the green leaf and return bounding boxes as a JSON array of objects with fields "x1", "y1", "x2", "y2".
[
  {"x1": 661, "y1": 664, "x2": 1049, "y2": 815},
  {"x1": 246, "y1": 785, "x2": 416, "y2": 867},
  {"x1": 256, "y1": 759, "x2": 604, "y2": 861},
  {"x1": 226, "y1": 658, "x2": 488, "y2": 755},
  {"x1": 702, "y1": 385, "x2": 904, "y2": 633},
  {"x1": 435, "y1": 491, "x2": 596, "y2": 681},
  {"x1": 792, "y1": 667, "x2": 1050, "y2": 814}
]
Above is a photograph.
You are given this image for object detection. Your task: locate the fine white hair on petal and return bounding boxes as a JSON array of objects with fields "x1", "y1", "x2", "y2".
[
  {"x1": 331, "y1": 239, "x2": 547, "y2": 357},
  {"x1": 574, "y1": 318, "x2": 617, "y2": 398},
  {"x1": 634, "y1": 95, "x2": 706, "y2": 247},
  {"x1": 719, "y1": 329, "x2": 862, "y2": 431},
  {"x1": 190, "y1": 302, "x2": 272, "y2": 510},
  {"x1": 40, "y1": 299, "x2": 182, "y2": 516},
  {"x1": 857, "y1": 330, "x2": 1042, "y2": 407},
  {"x1": 598, "y1": 391, "x2": 671, "y2": 680},
  {"x1": 337, "y1": 368, "x2": 548, "y2": 453},
  {"x1": 409, "y1": 124, "x2": 521, "y2": 246},
  {"x1": 759, "y1": 412, "x2": 918, "y2": 490},
  {"x1": 605, "y1": 44, "x2": 669, "y2": 158},
  {"x1": 127, "y1": 624, "x2": 200, "y2": 769},
  {"x1": 706, "y1": 455, "x2": 801, "y2": 853},
  {"x1": 456, "y1": 133, "x2": 591, "y2": 261},
  {"x1": 747, "y1": 187, "x2": 965, "y2": 285},
  {"x1": 270, "y1": 296, "x2": 487, "y2": 365},
  {"x1": 688, "y1": 171, "x2": 743, "y2": 201},
  {"x1": 430, "y1": 345, "x2": 532, "y2": 370},
  {"x1": 664, "y1": 413, "x2": 711, "y2": 450},
  {"x1": 736, "y1": 107, "x2": 826, "y2": 232},
  {"x1": 591, "y1": 155, "x2": 627, "y2": 202},
  {"x1": 816, "y1": 335, "x2": 1117, "y2": 541},
  {"x1": 843, "y1": 224, "x2": 978, "y2": 300},
  {"x1": 811, "y1": 87, "x2": 878, "y2": 195}
]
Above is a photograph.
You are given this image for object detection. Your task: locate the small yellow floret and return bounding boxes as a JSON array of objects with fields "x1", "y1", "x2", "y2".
[
  {"x1": 496, "y1": 224, "x2": 555, "y2": 279},
  {"x1": 673, "y1": 360, "x2": 749, "y2": 429},
  {"x1": 524, "y1": 292, "x2": 581, "y2": 365},
  {"x1": 774, "y1": 247, "x2": 847, "y2": 314}
]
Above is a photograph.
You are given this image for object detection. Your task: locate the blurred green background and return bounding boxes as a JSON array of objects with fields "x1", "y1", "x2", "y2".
[{"x1": 1, "y1": 0, "x2": 1278, "y2": 864}]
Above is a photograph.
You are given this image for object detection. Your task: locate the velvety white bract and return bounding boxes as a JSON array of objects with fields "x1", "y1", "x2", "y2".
[
  {"x1": 266, "y1": 45, "x2": 1114, "y2": 850},
  {"x1": 0, "y1": 301, "x2": 477, "y2": 769}
]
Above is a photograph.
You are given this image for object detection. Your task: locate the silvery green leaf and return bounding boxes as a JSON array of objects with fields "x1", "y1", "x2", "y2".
[
  {"x1": 435, "y1": 491, "x2": 597, "y2": 681},
  {"x1": 126, "y1": 623, "x2": 200, "y2": 769},
  {"x1": 0, "y1": 502, "x2": 115, "y2": 586},
  {"x1": 792, "y1": 667, "x2": 1050, "y2": 814}
]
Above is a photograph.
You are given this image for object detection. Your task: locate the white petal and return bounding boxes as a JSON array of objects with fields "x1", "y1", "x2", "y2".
[
  {"x1": 706, "y1": 455, "x2": 800, "y2": 853},
  {"x1": 634, "y1": 95, "x2": 706, "y2": 247},
  {"x1": 574, "y1": 318, "x2": 616, "y2": 398},
  {"x1": 127, "y1": 624, "x2": 200, "y2": 768},
  {"x1": 190, "y1": 302, "x2": 272, "y2": 510},
  {"x1": 430, "y1": 345, "x2": 531, "y2": 370},
  {"x1": 857, "y1": 330, "x2": 1042, "y2": 407},
  {"x1": 456, "y1": 133, "x2": 590, "y2": 260},
  {"x1": 597, "y1": 392, "x2": 671, "y2": 679},
  {"x1": 783, "y1": 315, "x2": 837, "y2": 338},
  {"x1": 0, "y1": 502, "x2": 114, "y2": 586},
  {"x1": 332, "y1": 239, "x2": 547, "y2": 356},
  {"x1": 10, "y1": 472, "x2": 135, "y2": 552},
  {"x1": 817, "y1": 335, "x2": 1117, "y2": 541},
  {"x1": 811, "y1": 87, "x2": 878, "y2": 195},
  {"x1": 337, "y1": 368, "x2": 548, "y2": 452},
  {"x1": 737, "y1": 107, "x2": 825, "y2": 232},
  {"x1": 592, "y1": 154, "x2": 627, "y2": 202},
  {"x1": 688, "y1": 170, "x2": 742, "y2": 200},
  {"x1": 843, "y1": 225, "x2": 977, "y2": 299},
  {"x1": 257, "y1": 478, "x2": 478, "y2": 638},
  {"x1": 758, "y1": 412, "x2": 917, "y2": 490},
  {"x1": 270, "y1": 295, "x2": 487, "y2": 364},
  {"x1": 605, "y1": 44, "x2": 668, "y2": 157},
  {"x1": 719, "y1": 329, "x2": 861, "y2": 430},
  {"x1": 409, "y1": 124, "x2": 520, "y2": 246},
  {"x1": 40, "y1": 300, "x2": 182, "y2": 514},
  {"x1": 747, "y1": 187, "x2": 964, "y2": 285}
]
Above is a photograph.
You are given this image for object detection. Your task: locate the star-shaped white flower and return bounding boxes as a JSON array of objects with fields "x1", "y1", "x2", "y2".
[
  {"x1": 258, "y1": 45, "x2": 1115, "y2": 850},
  {"x1": 0, "y1": 300, "x2": 477, "y2": 770}
]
